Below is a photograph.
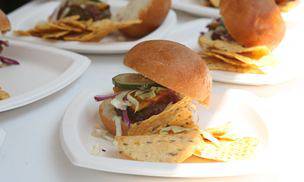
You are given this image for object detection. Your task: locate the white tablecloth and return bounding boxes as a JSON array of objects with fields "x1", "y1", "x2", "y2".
[{"x1": 1, "y1": 1, "x2": 304, "y2": 181}]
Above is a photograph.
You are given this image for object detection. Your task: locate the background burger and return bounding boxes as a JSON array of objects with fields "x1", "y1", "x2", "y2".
[
  {"x1": 0, "y1": 9, "x2": 19, "y2": 100},
  {"x1": 0, "y1": 9, "x2": 19, "y2": 68},
  {"x1": 199, "y1": 0, "x2": 285, "y2": 74},
  {"x1": 49, "y1": 0, "x2": 111, "y2": 21},
  {"x1": 95, "y1": 40, "x2": 211, "y2": 136}
]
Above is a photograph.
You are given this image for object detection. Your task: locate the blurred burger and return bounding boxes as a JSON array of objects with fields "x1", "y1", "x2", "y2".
[
  {"x1": 0, "y1": 9, "x2": 19, "y2": 68},
  {"x1": 199, "y1": 0, "x2": 285, "y2": 74},
  {"x1": 49, "y1": 0, "x2": 111, "y2": 21},
  {"x1": 0, "y1": 9, "x2": 19, "y2": 100},
  {"x1": 95, "y1": 40, "x2": 211, "y2": 136}
]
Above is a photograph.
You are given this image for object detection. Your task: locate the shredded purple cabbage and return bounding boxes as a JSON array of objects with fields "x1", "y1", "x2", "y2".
[
  {"x1": 94, "y1": 93, "x2": 117, "y2": 102},
  {"x1": 122, "y1": 110, "x2": 131, "y2": 127},
  {"x1": 0, "y1": 40, "x2": 20, "y2": 66},
  {"x1": 0, "y1": 40, "x2": 9, "y2": 48}
]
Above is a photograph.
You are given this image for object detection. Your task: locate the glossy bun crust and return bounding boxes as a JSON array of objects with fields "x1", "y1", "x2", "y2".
[
  {"x1": 220, "y1": 0, "x2": 285, "y2": 48},
  {"x1": 124, "y1": 40, "x2": 212, "y2": 102}
]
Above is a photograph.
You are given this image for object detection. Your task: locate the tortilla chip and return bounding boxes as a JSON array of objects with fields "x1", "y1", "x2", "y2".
[
  {"x1": 217, "y1": 133, "x2": 238, "y2": 141},
  {"x1": 116, "y1": 131, "x2": 202, "y2": 163},
  {"x1": 209, "y1": 49, "x2": 277, "y2": 67},
  {"x1": 0, "y1": 88, "x2": 9, "y2": 100},
  {"x1": 203, "y1": 56, "x2": 265, "y2": 74},
  {"x1": 199, "y1": 35, "x2": 271, "y2": 59},
  {"x1": 194, "y1": 137, "x2": 259, "y2": 162},
  {"x1": 42, "y1": 31, "x2": 70, "y2": 39},
  {"x1": 202, "y1": 51, "x2": 253, "y2": 68},
  {"x1": 205, "y1": 122, "x2": 232, "y2": 137},
  {"x1": 128, "y1": 97, "x2": 198, "y2": 136},
  {"x1": 14, "y1": 15, "x2": 141, "y2": 42},
  {"x1": 81, "y1": 19, "x2": 141, "y2": 42}
]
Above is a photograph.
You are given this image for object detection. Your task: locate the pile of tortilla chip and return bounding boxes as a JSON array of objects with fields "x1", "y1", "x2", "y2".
[
  {"x1": 14, "y1": 15, "x2": 141, "y2": 42},
  {"x1": 199, "y1": 32, "x2": 277, "y2": 74},
  {"x1": 0, "y1": 87, "x2": 9, "y2": 100},
  {"x1": 114, "y1": 121, "x2": 259, "y2": 163}
]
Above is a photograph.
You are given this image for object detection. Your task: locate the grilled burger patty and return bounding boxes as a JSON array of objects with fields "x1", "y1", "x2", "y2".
[{"x1": 115, "y1": 90, "x2": 181, "y2": 123}]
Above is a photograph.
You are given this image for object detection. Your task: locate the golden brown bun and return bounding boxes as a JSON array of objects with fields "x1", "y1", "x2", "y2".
[
  {"x1": 220, "y1": 0, "x2": 285, "y2": 48},
  {"x1": 0, "y1": 10, "x2": 10, "y2": 33},
  {"x1": 98, "y1": 99, "x2": 129, "y2": 136},
  {"x1": 124, "y1": 40, "x2": 212, "y2": 102},
  {"x1": 119, "y1": 0, "x2": 171, "y2": 38}
]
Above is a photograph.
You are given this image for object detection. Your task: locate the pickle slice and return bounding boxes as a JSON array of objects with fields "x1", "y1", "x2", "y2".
[{"x1": 112, "y1": 73, "x2": 158, "y2": 90}]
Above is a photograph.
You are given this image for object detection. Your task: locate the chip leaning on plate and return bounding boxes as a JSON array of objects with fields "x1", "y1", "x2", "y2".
[
  {"x1": 0, "y1": 9, "x2": 20, "y2": 100},
  {"x1": 198, "y1": 0, "x2": 286, "y2": 74}
]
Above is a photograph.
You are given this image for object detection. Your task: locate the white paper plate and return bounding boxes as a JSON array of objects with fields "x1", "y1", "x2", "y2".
[
  {"x1": 7, "y1": 0, "x2": 177, "y2": 54},
  {"x1": 165, "y1": 19, "x2": 303, "y2": 85},
  {"x1": 0, "y1": 40, "x2": 90, "y2": 112},
  {"x1": 60, "y1": 87, "x2": 269, "y2": 177},
  {"x1": 172, "y1": 0, "x2": 219, "y2": 18},
  {"x1": 0, "y1": 128, "x2": 6, "y2": 148}
]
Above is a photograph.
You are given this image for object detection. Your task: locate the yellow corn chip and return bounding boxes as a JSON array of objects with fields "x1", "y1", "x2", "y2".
[
  {"x1": 205, "y1": 122, "x2": 232, "y2": 137},
  {"x1": 210, "y1": 49, "x2": 277, "y2": 67},
  {"x1": 217, "y1": 133, "x2": 238, "y2": 141},
  {"x1": 201, "y1": 131, "x2": 220, "y2": 146},
  {"x1": 0, "y1": 88, "x2": 10, "y2": 100},
  {"x1": 116, "y1": 131, "x2": 202, "y2": 163},
  {"x1": 42, "y1": 31, "x2": 70, "y2": 39},
  {"x1": 194, "y1": 137, "x2": 259, "y2": 161},
  {"x1": 202, "y1": 51, "x2": 254, "y2": 68},
  {"x1": 199, "y1": 35, "x2": 271, "y2": 59},
  {"x1": 128, "y1": 97, "x2": 198, "y2": 136},
  {"x1": 203, "y1": 56, "x2": 265, "y2": 74}
]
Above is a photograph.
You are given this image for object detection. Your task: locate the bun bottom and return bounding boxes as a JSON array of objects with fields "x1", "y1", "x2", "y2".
[{"x1": 98, "y1": 99, "x2": 129, "y2": 136}]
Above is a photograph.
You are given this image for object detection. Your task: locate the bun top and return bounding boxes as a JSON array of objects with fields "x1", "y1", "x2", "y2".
[
  {"x1": 0, "y1": 10, "x2": 10, "y2": 33},
  {"x1": 220, "y1": 0, "x2": 285, "y2": 48},
  {"x1": 124, "y1": 40, "x2": 212, "y2": 102}
]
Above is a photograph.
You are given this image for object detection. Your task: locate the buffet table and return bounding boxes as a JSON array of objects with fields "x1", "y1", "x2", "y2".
[{"x1": 0, "y1": 1, "x2": 303, "y2": 181}]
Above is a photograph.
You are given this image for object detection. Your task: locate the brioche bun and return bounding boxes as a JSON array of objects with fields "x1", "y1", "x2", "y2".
[
  {"x1": 99, "y1": 99, "x2": 129, "y2": 136},
  {"x1": 124, "y1": 40, "x2": 212, "y2": 102},
  {"x1": 116, "y1": 0, "x2": 171, "y2": 38},
  {"x1": 0, "y1": 10, "x2": 10, "y2": 33},
  {"x1": 220, "y1": 0, "x2": 285, "y2": 48}
]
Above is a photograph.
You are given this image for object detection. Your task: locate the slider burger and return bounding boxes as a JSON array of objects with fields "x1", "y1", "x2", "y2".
[
  {"x1": 199, "y1": 0, "x2": 285, "y2": 74},
  {"x1": 0, "y1": 10, "x2": 19, "y2": 100},
  {"x1": 0, "y1": 10, "x2": 19, "y2": 68},
  {"x1": 95, "y1": 40, "x2": 211, "y2": 136},
  {"x1": 275, "y1": 0, "x2": 299, "y2": 12},
  {"x1": 49, "y1": 0, "x2": 111, "y2": 21}
]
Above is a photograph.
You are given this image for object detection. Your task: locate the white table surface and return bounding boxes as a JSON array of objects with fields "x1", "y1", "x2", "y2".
[{"x1": 1, "y1": 1, "x2": 304, "y2": 181}]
